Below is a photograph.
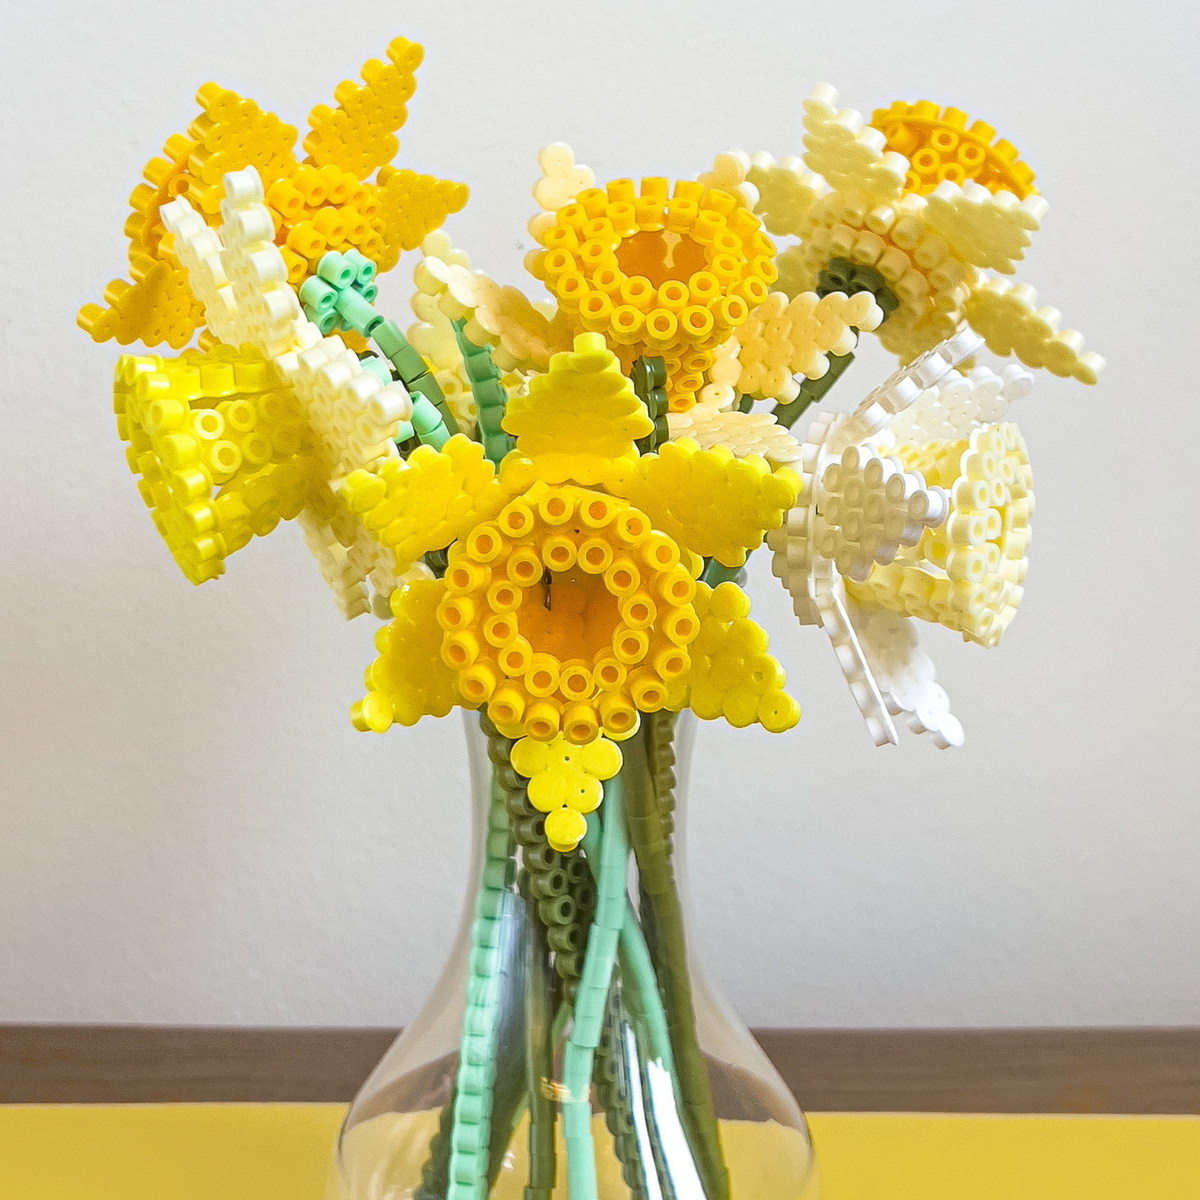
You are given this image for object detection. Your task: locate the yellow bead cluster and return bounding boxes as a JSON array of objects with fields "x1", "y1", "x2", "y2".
[
  {"x1": 607, "y1": 439, "x2": 801, "y2": 568},
  {"x1": 870, "y1": 101, "x2": 1037, "y2": 199},
  {"x1": 510, "y1": 733, "x2": 623, "y2": 852},
  {"x1": 526, "y1": 177, "x2": 778, "y2": 411},
  {"x1": 113, "y1": 345, "x2": 317, "y2": 583},
  {"x1": 847, "y1": 423, "x2": 1033, "y2": 646},
  {"x1": 435, "y1": 483, "x2": 701, "y2": 745},
  {"x1": 666, "y1": 582, "x2": 799, "y2": 732},
  {"x1": 303, "y1": 37, "x2": 422, "y2": 181},
  {"x1": 78, "y1": 37, "x2": 467, "y2": 350},
  {"x1": 501, "y1": 332, "x2": 652, "y2": 483},
  {"x1": 353, "y1": 577, "x2": 461, "y2": 731},
  {"x1": 340, "y1": 435, "x2": 507, "y2": 573}
]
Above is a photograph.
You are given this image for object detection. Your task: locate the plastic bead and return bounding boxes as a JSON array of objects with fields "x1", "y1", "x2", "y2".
[
  {"x1": 352, "y1": 576, "x2": 461, "y2": 731},
  {"x1": 666, "y1": 582, "x2": 799, "y2": 733},
  {"x1": 77, "y1": 38, "x2": 466, "y2": 350},
  {"x1": 607, "y1": 438, "x2": 801, "y2": 568},
  {"x1": 511, "y1": 734, "x2": 623, "y2": 852},
  {"x1": 754, "y1": 83, "x2": 1105, "y2": 382},
  {"x1": 501, "y1": 333, "x2": 653, "y2": 483}
]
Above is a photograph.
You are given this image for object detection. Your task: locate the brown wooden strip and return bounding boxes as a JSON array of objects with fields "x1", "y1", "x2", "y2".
[
  {"x1": 1, "y1": 1025, "x2": 1197, "y2": 1112},
  {"x1": 755, "y1": 1028, "x2": 1200, "y2": 1115}
]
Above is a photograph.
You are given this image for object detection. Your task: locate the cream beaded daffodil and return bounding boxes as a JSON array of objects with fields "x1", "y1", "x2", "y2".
[{"x1": 700, "y1": 83, "x2": 1104, "y2": 389}]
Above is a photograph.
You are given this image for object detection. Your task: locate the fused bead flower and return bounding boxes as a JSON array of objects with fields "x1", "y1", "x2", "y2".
[
  {"x1": 352, "y1": 334, "x2": 800, "y2": 756},
  {"x1": 82, "y1": 53, "x2": 1108, "y2": 1200},
  {"x1": 704, "y1": 84, "x2": 1103, "y2": 384},
  {"x1": 77, "y1": 37, "x2": 467, "y2": 351}
]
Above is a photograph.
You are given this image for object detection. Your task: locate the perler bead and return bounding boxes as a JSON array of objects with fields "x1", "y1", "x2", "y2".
[
  {"x1": 869, "y1": 100, "x2": 1038, "y2": 199},
  {"x1": 607, "y1": 438, "x2": 801, "y2": 568},
  {"x1": 340, "y1": 435, "x2": 507, "y2": 572},
  {"x1": 501, "y1": 333, "x2": 653, "y2": 483},
  {"x1": 847, "y1": 421, "x2": 1034, "y2": 648},
  {"x1": 765, "y1": 84, "x2": 1104, "y2": 383},
  {"x1": 415, "y1": 232, "x2": 572, "y2": 374},
  {"x1": 964, "y1": 278, "x2": 1104, "y2": 384},
  {"x1": 435, "y1": 481, "x2": 700, "y2": 745},
  {"x1": 850, "y1": 599, "x2": 965, "y2": 750},
  {"x1": 665, "y1": 401, "x2": 803, "y2": 468},
  {"x1": 510, "y1": 733, "x2": 622, "y2": 852},
  {"x1": 888, "y1": 362, "x2": 1033, "y2": 444},
  {"x1": 353, "y1": 576, "x2": 462, "y2": 731},
  {"x1": 733, "y1": 288, "x2": 884, "y2": 402},
  {"x1": 532, "y1": 143, "x2": 597, "y2": 213},
  {"x1": 802, "y1": 84, "x2": 909, "y2": 201},
  {"x1": 525, "y1": 174, "x2": 779, "y2": 410},
  {"x1": 112, "y1": 345, "x2": 317, "y2": 584},
  {"x1": 813, "y1": 442, "x2": 949, "y2": 583},
  {"x1": 78, "y1": 37, "x2": 466, "y2": 350},
  {"x1": 665, "y1": 582, "x2": 799, "y2": 732}
]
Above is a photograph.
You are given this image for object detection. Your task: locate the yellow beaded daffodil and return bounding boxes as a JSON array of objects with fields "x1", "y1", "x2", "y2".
[
  {"x1": 699, "y1": 83, "x2": 1104, "y2": 388},
  {"x1": 351, "y1": 334, "x2": 802, "y2": 831},
  {"x1": 78, "y1": 37, "x2": 467, "y2": 352}
]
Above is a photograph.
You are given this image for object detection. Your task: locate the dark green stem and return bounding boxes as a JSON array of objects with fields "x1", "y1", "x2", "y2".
[
  {"x1": 593, "y1": 977, "x2": 653, "y2": 1199},
  {"x1": 522, "y1": 876, "x2": 557, "y2": 1200},
  {"x1": 772, "y1": 349, "x2": 855, "y2": 430},
  {"x1": 625, "y1": 715, "x2": 730, "y2": 1200}
]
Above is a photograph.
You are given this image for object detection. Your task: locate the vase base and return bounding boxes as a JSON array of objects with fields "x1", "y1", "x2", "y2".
[{"x1": 330, "y1": 1108, "x2": 820, "y2": 1200}]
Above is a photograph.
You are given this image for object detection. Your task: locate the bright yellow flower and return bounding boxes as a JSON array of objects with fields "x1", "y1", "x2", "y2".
[
  {"x1": 524, "y1": 177, "x2": 779, "y2": 411},
  {"x1": 77, "y1": 37, "x2": 467, "y2": 352},
  {"x1": 354, "y1": 334, "x2": 800, "y2": 751}
]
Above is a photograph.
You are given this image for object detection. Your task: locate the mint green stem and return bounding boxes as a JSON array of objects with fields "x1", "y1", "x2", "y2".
[
  {"x1": 580, "y1": 820, "x2": 676, "y2": 1081},
  {"x1": 562, "y1": 775, "x2": 629, "y2": 1200},
  {"x1": 446, "y1": 778, "x2": 513, "y2": 1200}
]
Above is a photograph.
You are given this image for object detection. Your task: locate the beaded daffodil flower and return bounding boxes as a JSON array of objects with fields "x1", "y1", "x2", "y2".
[
  {"x1": 79, "y1": 37, "x2": 467, "y2": 353},
  {"x1": 83, "y1": 45, "x2": 1102, "y2": 845}
]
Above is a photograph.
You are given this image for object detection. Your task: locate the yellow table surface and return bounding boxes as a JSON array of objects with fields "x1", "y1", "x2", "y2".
[{"x1": 1, "y1": 1104, "x2": 1197, "y2": 1200}]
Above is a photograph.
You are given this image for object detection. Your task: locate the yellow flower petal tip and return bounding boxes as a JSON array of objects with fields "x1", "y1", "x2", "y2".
[
  {"x1": 355, "y1": 577, "x2": 460, "y2": 732},
  {"x1": 668, "y1": 582, "x2": 799, "y2": 732},
  {"x1": 502, "y1": 333, "x2": 653, "y2": 475},
  {"x1": 512, "y1": 732, "x2": 622, "y2": 852}
]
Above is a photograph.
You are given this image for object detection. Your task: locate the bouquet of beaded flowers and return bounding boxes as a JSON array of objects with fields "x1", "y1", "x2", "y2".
[{"x1": 81, "y1": 36, "x2": 1101, "y2": 1200}]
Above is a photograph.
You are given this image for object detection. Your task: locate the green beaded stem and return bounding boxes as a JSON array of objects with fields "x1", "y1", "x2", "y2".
[
  {"x1": 625, "y1": 716, "x2": 731, "y2": 1200},
  {"x1": 632, "y1": 356, "x2": 670, "y2": 455},
  {"x1": 562, "y1": 775, "x2": 629, "y2": 1200},
  {"x1": 444, "y1": 776, "x2": 514, "y2": 1200},
  {"x1": 452, "y1": 319, "x2": 513, "y2": 465},
  {"x1": 370, "y1": 317, "x2": 461, "y2": 441},
  {"x1": 593, "y1": 980, "x2": 651, "y2": 1200},
  {"x1": 522, "y1": 877, "x2": 558, "y2": 1200},
  {"x1": 484, "y1": 717, "x2": 595, "y2": 996},
  {"x1": 771, "y1": 349, "x2": 855, "y2": 431}
]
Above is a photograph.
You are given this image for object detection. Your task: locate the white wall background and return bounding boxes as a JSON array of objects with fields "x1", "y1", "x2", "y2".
[{"x1": 1, "y1": 0, "x2": 1196, "y2": 1030}]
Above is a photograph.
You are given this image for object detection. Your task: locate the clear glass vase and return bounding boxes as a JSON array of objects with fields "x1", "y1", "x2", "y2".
[{"x1": 329, "y1": 711, "x2": 819, "y2": 1200}]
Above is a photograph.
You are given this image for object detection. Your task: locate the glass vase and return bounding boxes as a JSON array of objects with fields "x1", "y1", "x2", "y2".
[{"x1": 329, "y1": 711, "x2": 819, "y2": 1200}]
